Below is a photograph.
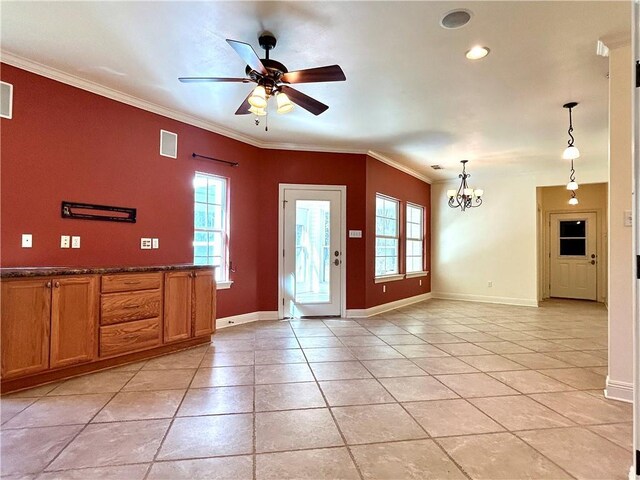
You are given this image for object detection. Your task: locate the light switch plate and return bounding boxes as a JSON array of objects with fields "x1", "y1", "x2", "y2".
[
  {"x1": 60, "y1": 235, "x2": 70, "y2": 248},
  {"x1": 71, "y1": 236, "x2": 81, "y2": 249},
  {"x1": 349, "y1": 230, "x2": 363, "y2": 238},
  {"x1": 141, "y1": 238, "x2": 152, "y2": 250},
  {"x1": 152, "y1": 238, "x2": 159, "y2": 249},
  {"x1": 624, "y1": 210, "x2": 632, "y2": 227},
  {"x1": 21, "y1": 234, "x2": 32, "y2": 248}
]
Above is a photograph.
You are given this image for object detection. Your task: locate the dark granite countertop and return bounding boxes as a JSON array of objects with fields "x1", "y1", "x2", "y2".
[{"x1": 0, "y1": 264, "x2": 216, "y2": 278}]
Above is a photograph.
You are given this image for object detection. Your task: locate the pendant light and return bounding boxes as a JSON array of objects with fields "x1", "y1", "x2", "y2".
[
  {"x1": 447, "y1": 160, "x2": 483, "y2": 211},
  {"x1": 563, "y1": 102, "x2": 580, "y2": 205},
  {"x1": 562, "y1": 102, "x2": 580, "y2": 160}
]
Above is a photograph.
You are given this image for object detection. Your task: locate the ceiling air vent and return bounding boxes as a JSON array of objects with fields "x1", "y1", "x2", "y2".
[
  {"x1": 440, "y1": 9, "x2": 472, "y2": 29},
  {"x1": 430, "y1": 165, "x2": 444, "y2": 170},
  {"x1": 160, "y1": 130, "x2": 177, "y2": 158}
]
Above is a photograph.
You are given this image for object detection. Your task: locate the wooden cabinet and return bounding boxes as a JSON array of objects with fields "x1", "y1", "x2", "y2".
[
  {"x1": 164, "y1": 269, "x2": 216, "y2": 343},
  {"x1": 164, "y1": 271, "x2": 193, "y2": 343},
  {"x1": 99, "y1": 273, "x2": 162, "y2": 357},
  {"x1": 193, "y1": 270, "x2": 216, "y2": 337},
  {"x1": 1, "y1": 275, "x2": 98, "y2": 378},
  {"x1": 1, "y1": 265, "x2": 215, "y2": 391},
  {"x1": 1, "y1": 279, "x2": 51, "y2": 378},
  {"x1": 50, "y1": 276, "x2": 98, "y2": 368}
]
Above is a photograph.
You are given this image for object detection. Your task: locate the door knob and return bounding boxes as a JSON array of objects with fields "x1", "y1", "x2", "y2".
[
  {"x1": 591, "y1": 254, "x2": 596, "y2": 258},
  {"x1": 590, "y1": 260, "x2": 596, "y2": 265},
  {"x1": 333, "y1": 259, "x2": 340, "y2": 266},
  {"x1": 334, "y1": 250, "x2": 340, "y2": 257}
]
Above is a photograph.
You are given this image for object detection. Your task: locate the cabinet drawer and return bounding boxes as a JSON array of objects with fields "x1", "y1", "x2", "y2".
[
  {"x1": 100, "y1": 317, "x2": 161, "y2": 357},
  {"x1": 101, "y1": 290, "x2": 161, "y2": 325},
  {"x1": 101, "y1": 273, "x2": 162, "y2": 293}
]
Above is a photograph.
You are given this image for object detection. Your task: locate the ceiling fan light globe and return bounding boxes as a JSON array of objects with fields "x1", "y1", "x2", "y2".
[
  {"x1": 248, "y1": 85, "x2": 267, "y2": 108},
  {"x1": 276, "y1": 92, "x2": 294, "y2": 114},
  {"x1": 568, "y1": 197, "x2": 579, "y2": 205},
  {"x1": 562, "y1": 146, "x2": 580, "y2": 160},
  {"x1": 249, "y1": 105, "x2": 267, "y2": 116},
  {"x1": 566, "y1": 181, "x2": 579, "y2": 191}
]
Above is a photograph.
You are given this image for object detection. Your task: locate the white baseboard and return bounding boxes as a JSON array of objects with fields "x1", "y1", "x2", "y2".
[
  {"x1": 345, "y1": 293, "x2": 432, "y2": 318},
  {"x1": 604, "y1": 376, "x2": 633, "y2": 403},
  {"x1": 431, "y1": 292, "x2": 539, "y2": 308},
  {"x1": 216, "y1": 311, "x2": 279, "y2": 329}
]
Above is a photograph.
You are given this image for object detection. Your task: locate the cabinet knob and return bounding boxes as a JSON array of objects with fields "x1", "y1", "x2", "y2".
[
  {"x1": 54, "y1": 281, "x2": 60, "y2": 288},
  {"x1": 45, "y1": 281, "x2": 52, "y2": 288},
  {"x1": 194, "y1": 272, "x2": 198, "y2": 278}
]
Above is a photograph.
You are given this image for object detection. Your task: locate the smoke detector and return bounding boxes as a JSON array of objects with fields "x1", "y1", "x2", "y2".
[{"x1": 430, "y1": 165, "x2": 444, "y2": 170}]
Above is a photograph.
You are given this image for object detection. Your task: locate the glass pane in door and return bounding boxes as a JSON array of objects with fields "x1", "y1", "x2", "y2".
[
  {"x1": 559, "y1": 220, "x2": 587, "y2": 256},
  {"x1": 295, "y1": 200, "x2": 330, "y2": 304}
]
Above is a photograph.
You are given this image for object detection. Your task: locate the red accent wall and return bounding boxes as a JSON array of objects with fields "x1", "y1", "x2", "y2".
[
  {"x1": 365, "y1": 156, "x2": 432, "y2": 308},
  {"x1": 0, "y1": 64, "x2": 429, "y2": 317}
]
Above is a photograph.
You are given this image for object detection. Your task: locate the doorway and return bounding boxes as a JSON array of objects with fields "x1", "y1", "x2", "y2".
[
  {"x1": 549, "y1": 212, "x2": 597, "y2": 300},
  {"x1": 278, "y1": 184, "x2": 346, "y2": 318}
]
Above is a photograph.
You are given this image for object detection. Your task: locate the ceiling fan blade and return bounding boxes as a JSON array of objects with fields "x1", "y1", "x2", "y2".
[
  {"x1": 226, "y1": 39, "x2": 268, "y2": 75},
  {"x1": 280, "y1": 86, "x2": 329, "y2": 116},
  {"x1": 281, "y1": 65, "x2": 346, "y2": 84},
  {"x1": 234, "y1": 91, "x2": 253, "y2": 115},
  {"x1": 179, "y1": 77, "x2": 250, "y2": 83}
]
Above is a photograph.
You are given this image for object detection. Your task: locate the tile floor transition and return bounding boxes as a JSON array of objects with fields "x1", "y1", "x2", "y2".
[{"x1": 0, "y1": 299, "x2": 632, "y2": 479}]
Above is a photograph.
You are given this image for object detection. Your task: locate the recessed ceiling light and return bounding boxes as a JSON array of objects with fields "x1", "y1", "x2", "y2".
[
  {"x1": 440, "y1": 9, "x2": 472, "y2": 29},
  {"x1": 466, "y1": 46, "x2": 490, "y2": 60}
]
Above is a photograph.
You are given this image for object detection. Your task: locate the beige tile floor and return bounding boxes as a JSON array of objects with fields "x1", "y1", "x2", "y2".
[{"x1": 1, "y1": 299, "x2": 632, "y2": 479}]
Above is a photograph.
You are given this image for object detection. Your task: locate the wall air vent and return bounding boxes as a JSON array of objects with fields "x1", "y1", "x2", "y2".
[
  {"x1": 1, "y1": 81, "x2": 13, "y2": 119},
  {"x1": 160, "y1": 129, "x2": 178, "y2": 158},
  {"x1": 430, "y1": 165, "x2": 444, "y2": 170}
]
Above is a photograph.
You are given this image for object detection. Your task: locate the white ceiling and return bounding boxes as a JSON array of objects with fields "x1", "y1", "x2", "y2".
[{"x1": 1, "y1": 1, "x2": 630, "y2": 181}]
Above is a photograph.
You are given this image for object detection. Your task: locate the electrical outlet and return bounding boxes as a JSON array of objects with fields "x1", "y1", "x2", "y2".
[
  {"x1": 71, "y1": 236, "x2": 80, "y2": 249},
  {"x1": 488, "y1": 281, "x2": 493, "y2": 287},
  {"x1": 141, "y1": 238, "x2": 152, "y2": 250},
  {"x1": 60, "y1": 235, "x2": 70, "y2": 248},
  {"x1": 152, "y1": 238, "x2": 159, "y2": 249},
  {"x1": 382, "y1": 285, "x2": 386, "y2": 293},
  {"x1": 21, "y1": 234, "x2": 32, "y2": 248}
]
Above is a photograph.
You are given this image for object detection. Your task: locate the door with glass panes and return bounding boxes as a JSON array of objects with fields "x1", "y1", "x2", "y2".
[
  {"x1": 282, "y1": 187, "x2": 343, "y2": 318},
  {"x1": 550, "y1": 212, "x2": 597, "y2": 300}
]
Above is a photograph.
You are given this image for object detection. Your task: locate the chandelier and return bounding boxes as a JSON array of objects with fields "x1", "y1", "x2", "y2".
[
  {"x1": 563, "y1": 102, "x2": 580, "y2": 205},
  {"x1": 447, "y1": 160, "x2": 483, "y2": 211}
]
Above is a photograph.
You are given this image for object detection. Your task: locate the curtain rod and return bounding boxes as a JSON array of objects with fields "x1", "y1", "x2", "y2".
[{"x1": 192, "y1": 152, "x2": 239, "y2": 167}]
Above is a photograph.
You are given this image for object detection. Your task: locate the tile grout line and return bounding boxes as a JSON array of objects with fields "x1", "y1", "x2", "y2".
[{"x1": 294, "y1": 323, "x2": 366, "y2": 480}]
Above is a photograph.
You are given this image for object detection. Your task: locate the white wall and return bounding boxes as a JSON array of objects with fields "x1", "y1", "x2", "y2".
[
  {"x1": 607, "y1": 43, "x2": 633, "y2": 403},
  {"x1": 432, "y1": 169, "x2": 608, "y2": 308}
]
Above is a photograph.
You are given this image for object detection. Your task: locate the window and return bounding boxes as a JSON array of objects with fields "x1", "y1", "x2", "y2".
[
  {"x1": 193, "y1": 172, "x2": 228, "y2": 282},
  {"x1": 375, "y1": 194, "x2": 399, "y2": 276},
  {"x1": 559, "y1": 220, "x2": 586, "y2": 256},
  {"x1": 406, "y1": 203, "x2": 424, "y2": 273}
]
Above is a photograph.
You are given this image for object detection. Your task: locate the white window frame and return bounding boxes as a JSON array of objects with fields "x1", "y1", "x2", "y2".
[
  {"x1": 405, "y1": 203, "x2": 428, "y2": 277},
  {"x1": 375, "y1": 193, "x2": 403, "y2": 281},
  {"x1": 193, "y1": 172, "x2": 232, "y2": 289}
]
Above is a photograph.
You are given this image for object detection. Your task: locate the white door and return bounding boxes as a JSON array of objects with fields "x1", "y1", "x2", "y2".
[
  {"x1": 281, "y1": 187, "x2": 344, "y2": 317},
  {"x1": 550, "y1": 212, "x2": 597, "y2": 300}
]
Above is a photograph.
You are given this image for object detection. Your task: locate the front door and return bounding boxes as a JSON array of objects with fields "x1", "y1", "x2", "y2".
[
  {"x1": 281, "y1": 187, "x2": 344, "y2": 318},
  {"x1": 550, "y1": 212, "x2": 597, "y2": 300}
]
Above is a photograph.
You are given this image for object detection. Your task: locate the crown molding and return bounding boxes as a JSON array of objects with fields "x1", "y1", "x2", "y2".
[
  {"x1": 367, "y1": 151, "x2": 433, "y2": 184},
  {"x1": 1, "y1": 51, "x2": 431, "y2": 181}
]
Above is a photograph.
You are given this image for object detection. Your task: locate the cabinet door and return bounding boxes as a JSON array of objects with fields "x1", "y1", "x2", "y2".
[
  {"x1": 193, "y1": 270, "x2": 216, "y2": 337},
  {"x1": 164, "y1": 271, "x2": 192, "y2": 343},
  {"x1": 50, "y1": 276, "x2": 99, "y2": 368},
  {"x1": 1, "y1": 279, "x2": 51, "y2": 378}
]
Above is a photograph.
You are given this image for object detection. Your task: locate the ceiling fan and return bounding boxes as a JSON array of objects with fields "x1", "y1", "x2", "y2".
[{"x1": 178, "y1": 32, "x2": 346, "y2": 117}]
